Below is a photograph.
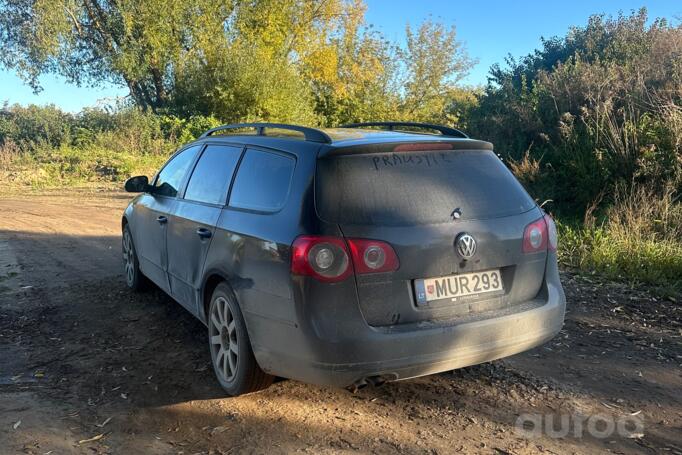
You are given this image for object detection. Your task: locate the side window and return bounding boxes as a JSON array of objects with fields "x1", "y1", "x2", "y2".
[
  {"x1": 184, "y1": 145, "x2": 242, "y2": 205},
  {"x1": 154, "y1": 145, "x2": 201, "y2": 197},
  {"x1": 229, "y1": 149, "x2": 295, "y2": 212}
]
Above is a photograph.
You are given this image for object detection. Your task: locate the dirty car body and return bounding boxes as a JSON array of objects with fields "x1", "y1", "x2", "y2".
[{"x1": 122, "y1": 122, "x2": 566, "y2": 395}]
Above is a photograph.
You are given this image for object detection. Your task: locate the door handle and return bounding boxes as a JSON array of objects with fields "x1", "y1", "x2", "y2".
[
  {"x1": 196, "y1": 228, "x2": 212, "y2": 239},
  {"x1": 156, "y1": 215, "x2": 168, "y2": 224}
]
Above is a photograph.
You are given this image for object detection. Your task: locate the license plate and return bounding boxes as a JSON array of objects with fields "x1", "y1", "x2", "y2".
[{"x1": 414, "y1": 269, "x2": 503, "y2": 305}]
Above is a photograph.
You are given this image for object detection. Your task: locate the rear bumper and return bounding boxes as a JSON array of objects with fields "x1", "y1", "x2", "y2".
[{"x1": 247, "y1": 260, "x2": 566, "y2": 388}]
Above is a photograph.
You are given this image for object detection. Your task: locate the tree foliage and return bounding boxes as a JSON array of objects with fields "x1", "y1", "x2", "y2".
[
  {"x1": 0, "y1": 0, "x2": 473, "y2": 124},
  {"x1": 468, "y1": 9, "x2": 682, "y2": 215},
  {"x1": 400, "y1": 20, "x2": 475, "y2": 123}
]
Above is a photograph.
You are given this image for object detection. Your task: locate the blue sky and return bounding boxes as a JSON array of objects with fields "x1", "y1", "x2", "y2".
[{"x1": 1, "y1": 1, "x2": 680, "y2": 112}]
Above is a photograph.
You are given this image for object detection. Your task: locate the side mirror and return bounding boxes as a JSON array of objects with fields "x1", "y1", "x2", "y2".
[{"x1": 124, "y1": 175, "x2": 151, "y2": 193}]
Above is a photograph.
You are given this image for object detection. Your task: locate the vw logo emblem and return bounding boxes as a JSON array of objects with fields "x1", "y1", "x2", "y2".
[{"x1": 455, "y1": 233, "x2": 477, "y2": 259}]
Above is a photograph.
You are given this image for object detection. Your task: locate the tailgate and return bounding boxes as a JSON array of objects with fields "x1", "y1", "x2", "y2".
[{"x1": 316, "y1": 146, "x2": 546, "y2": 326}]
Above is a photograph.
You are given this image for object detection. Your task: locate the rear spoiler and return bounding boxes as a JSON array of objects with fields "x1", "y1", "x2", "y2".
[
  {"x1": 340, "y1": 122, "x2": 468, "y2": 138},
  {"x1": 319, "y1": 139, "x2": 494, "y2": 158}
]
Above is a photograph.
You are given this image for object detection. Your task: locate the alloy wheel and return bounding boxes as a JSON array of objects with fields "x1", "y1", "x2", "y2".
[
  {"x1": 209, "y1": 296, "x2": 239, "y2": 382},
  {"x1": 122, "y1": 230, "x2": 134, "y2": 285}
]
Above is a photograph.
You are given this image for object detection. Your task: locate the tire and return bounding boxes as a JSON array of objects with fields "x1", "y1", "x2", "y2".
[
  {"x1": 208, "y1": 283, "x2": 274, "y2": 396},
  {"x1": 122, "y1": 224, "x2": 148, "y2": 291}
]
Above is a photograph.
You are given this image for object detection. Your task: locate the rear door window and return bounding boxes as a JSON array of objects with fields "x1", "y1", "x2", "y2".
[
  {"x1": 184, "y1": 145, "x2": 242, "y2": 205},
  {"x1": 316, "y1": 149, "x2": 535, "y2": 225},
  {"x1": 154, "y1": 145, "x2": 201, "y2": 197},
  {"x1": 229, "y1": 149, "x2": 295, "y2": 212}
]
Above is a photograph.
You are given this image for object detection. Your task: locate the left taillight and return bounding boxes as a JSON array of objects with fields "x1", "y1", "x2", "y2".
[
  {"x1": 544, "y1": 214, "x2": 558, "y2": 252},
  {"x1": 291, "y1": 236, "x2": 352, "y2": 282},
  {"x1": 523, "y1": 217, "x2": 548, "y2": 253},
  {"x1": 522, "y1": 214, "x2": 558, "y2": 253}
]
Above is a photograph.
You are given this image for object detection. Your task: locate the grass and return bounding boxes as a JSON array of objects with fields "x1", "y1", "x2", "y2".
[
  {"x1": 558, "y1": 221, "x2": 682, "y2": 295},
  {"x1": 1, "y1": 145, "x2": 167, "y2": 190},
  {"x1": 555, "y1": 184, "x2": 682, "y2": 295}
]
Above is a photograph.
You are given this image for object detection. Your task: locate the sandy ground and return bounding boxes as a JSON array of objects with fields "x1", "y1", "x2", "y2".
[{"x1": 0, "y1": 190, "x2": 680, "y2": 454}]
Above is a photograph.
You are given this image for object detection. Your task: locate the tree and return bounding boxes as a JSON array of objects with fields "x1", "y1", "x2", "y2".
[
  {"x1": 0, "y1": 0, "x2": 476, "y2": 126},
  {"x1": 1, "y1": 0, "x2": 238, "y2": 110},
  {"x1": 0, "y1": 0, "x2": 362, "y2": 114},
  {"x1": 300, "y1": 1, "x2": 401, "y2": 125},
  {"x1": 304, "y1": 16, "x2": 475, "y2": 126},
  {"x1": 399, "y1": 20, "x2": 475, "y2": 123}
]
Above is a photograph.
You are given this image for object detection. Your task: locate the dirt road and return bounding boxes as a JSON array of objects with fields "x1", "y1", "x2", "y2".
[{"x1": 0, "y1": 191, "x2": 680, "y2": 454}]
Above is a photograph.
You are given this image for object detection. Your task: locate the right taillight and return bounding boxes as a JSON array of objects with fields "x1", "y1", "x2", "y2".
[
  {"x1": 291, "y1": 236, "x2": 352, "y2": 282},
  {"x1": 544, "y1": 213, "x2": 558, "y2": 252},
  {"x1": 523, "y1": 217, "x2": 549, "y2": 253},
  {"x1": 346, "y1": 238, "x2": 399, "y2": 274}
]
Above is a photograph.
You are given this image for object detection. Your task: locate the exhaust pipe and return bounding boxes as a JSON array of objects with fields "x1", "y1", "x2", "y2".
[{"x1": 347, "y1": 374, "x2": 398, "y2": 393}]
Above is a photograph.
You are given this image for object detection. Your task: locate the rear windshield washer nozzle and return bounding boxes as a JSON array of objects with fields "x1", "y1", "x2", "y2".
[{"x1": 451, "y1": 208, "x2": 462, "y2": 220}]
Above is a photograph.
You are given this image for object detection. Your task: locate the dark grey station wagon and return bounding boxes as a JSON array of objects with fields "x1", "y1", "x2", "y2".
[{"x1": 122, "y1": 122, "x2": 566, "y2": 396}]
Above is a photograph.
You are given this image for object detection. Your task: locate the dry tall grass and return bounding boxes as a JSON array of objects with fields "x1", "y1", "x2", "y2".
[{"x1": 559, "y1": 183, "x2": 682, "y2": 293}]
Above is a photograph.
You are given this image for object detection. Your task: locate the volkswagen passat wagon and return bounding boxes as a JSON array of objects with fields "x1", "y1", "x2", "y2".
[{"x1": 122, "y1": 122, "x2": 566, "y2": 396}]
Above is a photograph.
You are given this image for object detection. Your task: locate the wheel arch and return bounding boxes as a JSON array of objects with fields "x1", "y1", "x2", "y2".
[{"x1": 201, "y1": 271, "x2": 233, "y2": 325}]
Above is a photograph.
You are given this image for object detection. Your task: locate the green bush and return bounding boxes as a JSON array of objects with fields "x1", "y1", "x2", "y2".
[
  {"x1": 0, "y1": 104, "x2": 220, "y2": 188},
  {"x1": 468, "y1": 10, "x2": 682, "y2": 215},
  {"x1": 160, "y1": 115, "x2": 222, "y2": 145},
  {"x1": 0, "y1": 103, "x2": 73, "y2": 149},
  {"x1": 463, "y1": 10, "x2": 682, "y2": 293}
]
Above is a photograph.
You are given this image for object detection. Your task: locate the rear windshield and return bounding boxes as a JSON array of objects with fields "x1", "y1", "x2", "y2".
[{"x1": 316, "y1": 149, "x2": 535, "y2": 226}]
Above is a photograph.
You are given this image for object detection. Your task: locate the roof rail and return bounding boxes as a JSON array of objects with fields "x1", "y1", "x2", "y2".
[
  {"x1": 199, "y1": 122, "x2": 332, "y2": 143},
  {"x1": 339, "y1": 122, "x2": 468, "y2": 138}
]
